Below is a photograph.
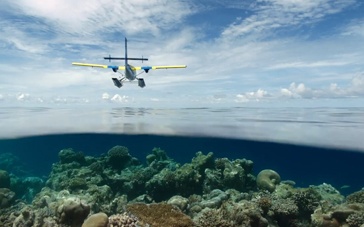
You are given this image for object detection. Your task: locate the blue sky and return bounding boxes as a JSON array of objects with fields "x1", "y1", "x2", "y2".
[{"x1": 1, "y1": 0, "x2": 364, "y2": 107}]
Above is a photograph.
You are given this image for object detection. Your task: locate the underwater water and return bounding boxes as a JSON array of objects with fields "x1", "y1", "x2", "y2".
[
  {"x1": 1, "y1": 105, "x2": 364, "y2": 192},
  {"x1": 1, "y1": 105, "x2": 364, "y2": 226},
  {"x1": 1, "y1": 133, "x2": 364, "y2": 193}
]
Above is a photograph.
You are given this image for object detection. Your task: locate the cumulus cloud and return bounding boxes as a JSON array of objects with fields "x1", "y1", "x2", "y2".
[
  {"x1": 350, "y1": 74, "x2": 364, "y2": 95},
  {"x1": 100, "y1": 93, "x2": 129, "y2": 103},
  {"x1": 280, "y1": 74, "x2": 364, "y2": 99},
  {"x1": 102, "y1": 93, "x2": 110, "y2": 100},
  {"x1": 235, "y1": 89, "x2": 269, "y2": 102},
  {"x1": 17, "y1": 93, "x2": 31, "y2": 101},
  {"x1": 0, "y1": 0, "x2": 363, "y2": 106},
  {"x1": 110, "y1": 94, "x2": 129, "y2": 103}
]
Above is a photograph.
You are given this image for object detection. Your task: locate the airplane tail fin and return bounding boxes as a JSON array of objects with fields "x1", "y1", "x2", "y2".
[
  {"x1": 125, "y1": 37, "x2": 128, "y2": 66},
  {"x1": 103, "y1": 38, "x2": 148, "y2": 62}
]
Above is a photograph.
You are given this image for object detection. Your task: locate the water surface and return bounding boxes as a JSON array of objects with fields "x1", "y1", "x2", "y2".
[{"x1": 1, "y1": 106, "x2": 364, "y2": 194}]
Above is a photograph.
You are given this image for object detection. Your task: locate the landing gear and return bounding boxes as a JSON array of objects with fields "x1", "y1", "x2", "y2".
[
  {"x1": 138, "y1": 78, "x2": 146, "y2": 88},
  {"x1": 112, "y1": 78, "x2": 123, "y2": 88}
]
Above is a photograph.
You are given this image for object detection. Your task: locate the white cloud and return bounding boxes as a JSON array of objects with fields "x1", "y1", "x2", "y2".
[
  {"x1": 268, "y1": 60, "x2": 350, "y2": 70},
  {"x1": 235, "y1": 89, "x2": 269, "y2": 102},
  {"x1": 342, "y1": 19, "x2": 364, "y2": 37},
  {"x1": 102, "y1": 93, "x2": 110, "y2": 100},
  {"x1": 0, "y1": 0, "x2": 363, "y2": 107},
  {"x1": 110, "y1": 94, "x2": 129, "y2": 103},
  {"x1": 279, "y1": 74, "x2": 364, "y2": 99},
  {"x1": 4, "y1": 0, "x2": 194, "y2": 37},
  {"x1": 222, "y1": 0, "x2": 356, "y2": 39},
  {"x1": 17, "y1": 93, "x2": 30, "y2": 101}
]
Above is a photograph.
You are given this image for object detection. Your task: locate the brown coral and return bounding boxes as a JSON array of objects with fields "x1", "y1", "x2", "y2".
[{"x1": 126, "y1": 203, "x2": 194, "y2": 227}]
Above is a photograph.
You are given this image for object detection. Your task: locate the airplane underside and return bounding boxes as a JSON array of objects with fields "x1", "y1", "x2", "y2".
[{"x1": 111, "y1": 78, "x2": 145, "y2": 88}]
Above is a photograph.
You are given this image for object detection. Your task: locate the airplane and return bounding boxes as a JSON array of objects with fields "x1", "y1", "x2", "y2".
[{"x1": 72, "y1": 38, "x2": 187, "y2": 88}]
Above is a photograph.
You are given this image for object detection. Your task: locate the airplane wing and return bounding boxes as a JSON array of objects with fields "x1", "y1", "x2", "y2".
[
  {"x1": 136, "y1": 65, "x2": 187, "y2": 70},
  {"x1": 72, "y1": 62, "x2": 125, "y2": 70},
  {"x1": 72, "y1": 62, "x2": 186, "y2": 73}
]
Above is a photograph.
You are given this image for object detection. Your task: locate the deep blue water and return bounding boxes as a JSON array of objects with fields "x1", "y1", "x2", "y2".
[
  {"x1": 1, "y1": 133, "x2": 364, "y2": 195},
  {"x1": 1, "y1": 106, "x2": 364, "y2": 195}
]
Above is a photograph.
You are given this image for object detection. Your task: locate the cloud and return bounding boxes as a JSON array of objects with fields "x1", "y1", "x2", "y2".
[
  {"x1": 342, "y1": 19, "x2": 364, "y2": 37},
  {"x1": 102, "y1": 93, "x2": 132, "y2": 103},
  {"x1": 222, "y1": 0, "x2": 356, "y2": 39},
  {"x1": 4, "y1": 0, "x2": 194, "y2": 37},
  {"x1": 280, "y1": 74, "x2": 364, "y2": 99},
  {"x1": 268, "y1": 60, "x2": 351, "y2": 70},
  {"x1": 235, "y1": 89, "x2": 270, "y2": 102},
  {"x1": 0, "y1": 0, "x2": 363, "y2": 107}
]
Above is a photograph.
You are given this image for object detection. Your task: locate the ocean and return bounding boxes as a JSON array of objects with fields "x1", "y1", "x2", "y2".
[
  {"x1": 1, "y1": 105, "x2": 364, "y2": 226},
  {"x1": 1, "y1": 105, "x2": 363, "y2": 192}
]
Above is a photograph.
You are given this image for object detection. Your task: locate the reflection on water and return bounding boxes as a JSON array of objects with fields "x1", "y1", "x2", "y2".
[{"x1": 1, "y1": 106, "x2": 364, "y2": 151}]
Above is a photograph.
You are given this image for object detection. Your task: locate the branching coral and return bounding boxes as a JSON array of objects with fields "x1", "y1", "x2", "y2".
[
  {"x1": 108, "y1": 212, "x2": 139, "y2": 227},
  {"x1": 347, "y1": 190, "x2": 364, "y2": 204},
  {"x1": 195, "y1": 208, "x2": 233, "y2": 227},
  {"x1": 346, "y1": 212, "x2": 364, "y2": 227},
  {"x1": 293, "y1": 188, "x2": 321, "y2": 218}
]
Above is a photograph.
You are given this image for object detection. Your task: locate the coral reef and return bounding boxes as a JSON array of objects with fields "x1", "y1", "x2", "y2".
[
  {"x1": 0, "y1": 188, "x2": 15, "y2": 208},
  {"x1": 293, "y1": 187, "x2": 322, "y2": 218},
  {"x1": 59, "y1": 148, "x2": 86, "y2": 165},
  {"x1": 107, "y1": 146, "x2": 136, "y2": 170},
  {"x1": 0, "y1": 145, "x2": 363, "y2": 227},
  {"x1": 126, "y1": 203, "x2": 194, "y2": 227},
  {"x1": 146, "y1": 147, "x2": 170, "y2": 165},
  {"x1": 194, "y1": 199, "x2": 268, "y2": 227},
  {"x1": 256, "y1": 169, "x2": 281, "y2": 192},
  {"x1": 310, "y1": 183, "x2": 344, "y2": 205},
  {"x1": 167, "y1": 195, "x2": 189, "y2": 211},
  {"x1": 0, "y1": 170, "x2": 10, "y2": 188},
  {"x1": 58, "y1": 197, "x2": 90, "y2": 227},
  {"x1": 108, "y1": 212, "x2": 139, "y2": 227},
  {"x1": 82, "y1": 212, "x2": 108, "y2": 227},
  {"x1": 347, "y1": 190, "x2": 364, "y2": 204},
  {"x1": 311, "y1": 203, "x2": 364, "y2": 227}
]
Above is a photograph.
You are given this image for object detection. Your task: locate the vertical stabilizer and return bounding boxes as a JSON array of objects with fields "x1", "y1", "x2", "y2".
[{"x1": 125, "y1": 37, "x2": 128, "y2": 66}]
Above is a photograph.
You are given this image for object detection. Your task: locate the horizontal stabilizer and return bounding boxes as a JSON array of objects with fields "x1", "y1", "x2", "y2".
[{"x1": 104, "y1": 57, "x2": 149, "y2": 61}]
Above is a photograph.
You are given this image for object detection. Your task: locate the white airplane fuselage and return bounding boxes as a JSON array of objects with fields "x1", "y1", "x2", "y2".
[{"x1": 125, "y1": 64, "x2": 137, "y2": 81}]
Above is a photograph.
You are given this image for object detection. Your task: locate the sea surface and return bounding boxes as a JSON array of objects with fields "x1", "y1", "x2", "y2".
[{"x1": 1, "y1": 105, "x2": 364, "y2": 194}]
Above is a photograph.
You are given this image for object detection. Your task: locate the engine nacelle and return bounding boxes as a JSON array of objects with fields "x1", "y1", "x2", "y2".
[{"x1": 142, "y1": 66, "x2": 152, "y2": 73}]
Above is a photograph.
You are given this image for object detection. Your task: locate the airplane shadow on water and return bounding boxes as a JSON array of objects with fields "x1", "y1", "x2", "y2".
[{"x1": 0, "y1": 133, "x2": 363, "y2": 195}]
